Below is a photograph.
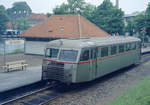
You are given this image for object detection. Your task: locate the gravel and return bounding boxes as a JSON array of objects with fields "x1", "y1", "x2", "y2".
[{"x1": 47, "y1": 61, "x2": 150, "y2": 105}]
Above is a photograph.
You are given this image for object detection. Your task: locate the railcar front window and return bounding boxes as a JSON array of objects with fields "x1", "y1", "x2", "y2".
[
  {"x1": 59, "y1": 50, "x2": 78, "y2": 61},
  {"x1": 45, "y1": 48, "x2": 59, "y2": 58},
  {"x1": 80, "y1": 50, "x2": 89, "y2": 61}
]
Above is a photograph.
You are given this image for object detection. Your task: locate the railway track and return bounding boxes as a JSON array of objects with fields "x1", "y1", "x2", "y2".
[
  {"x1": 1, "y1": 53, "x2": 150, "y2": 105},
  {"x1": 141, "y1": 53, "x2": 150, "y2": 63},
  {"x1": 0, "y1": 81, "x2": 64, "y2": 105}
]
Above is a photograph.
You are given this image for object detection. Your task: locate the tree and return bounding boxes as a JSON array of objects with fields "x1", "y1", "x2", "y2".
[
  {"x1": 0, "y1": 5, "x2": 9, "y2": 34},
  {"x1": 145, "y1": 3, "x2": 150, "y2": 36},
  {"x1": 125, "y1": 19, "x2": 136, "y2": 36},
  {"x1": 134, "y1": 13, "x2": 146, "y2": 34},
  {"x1": 53, "y1": 3, "x2": 69, "y2": 14},
  {"x1": 53, "y1": 0, "x2": 86, "y2": 14},
  {"x1": 15, "y1": 17, "x2": 30, "y2": 32},
  {"x1": 92, "y1": 0, "x2": 125, "y2": 35},
  {"x1": 53, "y1": 0, "x2": 95, "y2": 20},
  {"x1": 7, "y1": 2, "x2": 32, "y2": 20},
  {"x1": 81, "y1": 3, "x2": 95, "y2": 21},
  {"x1": 67, "y1": 0, "x2": 85, "y2": 14},
  {"x1": 46, "y1": 13, "x2": 52, "y2": 18}
]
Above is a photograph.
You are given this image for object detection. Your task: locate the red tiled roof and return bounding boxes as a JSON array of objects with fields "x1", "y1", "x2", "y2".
[{"x1": 21, "y1": 14, "x2": 110, "y2": 38}]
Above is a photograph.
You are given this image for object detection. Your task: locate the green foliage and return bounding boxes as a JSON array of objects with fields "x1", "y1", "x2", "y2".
[
  {"x1": 81, "y1": 3, "x2": 95, "y2": 21},
  {"x1": 46, "y1": 13, "x2": 52, "y2": 17},
  {"x1": 145, "y1": 3, "x2": 150, "y2": 36},
  {"x1": 53, "y1": 3, "x2": 69, "y2": 14},
  {"x1": 15, "y1": 17, "x2": 30, "y2": 31},
  {"x1": 134, "y1": 13, "x2": 146, "y2": 33},
  {"x1": 0, "y1": 5, "x2": 9, "y2": 34},
  {"x1": 125, "y1": 19, "x2": 136, "y2": 36},
  {"x1": 53, "y1": 0, "x2": 86, "y2": 14},
  {"x1": 92, "y1": 0, "x2": 125, "y2": 35},
  {"x1": 108, "y1": 75, "x2": 150, "y2": 105},
  {"x1": 53, "y1": 0, "x2": 95, "y2": 21},
  {"x1": 126, "y1": 4, "x2": 150, "y2": 37},
  {"x1": 67, "y1": 0, "x2": 85, "y2": 14}
]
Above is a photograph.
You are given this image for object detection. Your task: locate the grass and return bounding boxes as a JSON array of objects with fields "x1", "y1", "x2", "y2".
[{"x1": 108, "y1": 75, "x2": 150, "y2": 105}]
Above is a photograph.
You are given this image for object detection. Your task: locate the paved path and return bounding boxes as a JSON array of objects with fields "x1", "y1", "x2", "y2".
[
  {"x1": 0, "y1": 66, "x2": 41, "y2": 92},
  {"x1": 142, "y1": 46, "x2": 150, "y2": 54}
]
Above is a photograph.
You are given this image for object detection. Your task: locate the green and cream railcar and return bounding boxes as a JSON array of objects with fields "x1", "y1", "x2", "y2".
[{"x1": 42, "y1": 36, "x2": 141, "y2": 84}]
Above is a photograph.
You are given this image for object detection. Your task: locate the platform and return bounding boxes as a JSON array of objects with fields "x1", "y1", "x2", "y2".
[
  {"x1": 142, "y1": 46, "x2": 150, "y2": 54},
  {"x1": 0, "y1": 66, "x2": 42, "y2": 92}
]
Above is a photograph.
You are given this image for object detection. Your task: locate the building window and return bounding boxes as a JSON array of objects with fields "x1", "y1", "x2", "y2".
[
  {"x1": 119, "y1": 45, "x2": 124, "y2": 53},
  {"x1": 80, "y1": 50, "x2": 89, "y2": 61},
  {"x1": 111, "y1": 46, "x2": 117, "y2": 55},
  {"x1": 101, "y1": 47, "x2": 108, "y2": 57}
]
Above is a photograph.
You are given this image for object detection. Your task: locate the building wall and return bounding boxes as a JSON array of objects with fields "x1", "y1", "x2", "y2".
[{"x1": 25, "y1": 41, "x2": 47, "y2": 55}]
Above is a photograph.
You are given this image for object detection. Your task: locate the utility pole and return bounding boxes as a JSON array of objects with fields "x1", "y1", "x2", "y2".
[{"x1": 116, "y1": 0, "x2": 119, "y2": 8}]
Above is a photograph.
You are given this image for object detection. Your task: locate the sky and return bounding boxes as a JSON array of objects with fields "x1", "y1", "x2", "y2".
[{"x1": 0, "y1": 0, "x2": 149, "y2": 14}]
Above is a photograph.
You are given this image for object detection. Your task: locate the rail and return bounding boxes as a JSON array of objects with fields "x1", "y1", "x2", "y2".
[{"x1": 0, "y1": 81, "x2": 63, "y2": 105}]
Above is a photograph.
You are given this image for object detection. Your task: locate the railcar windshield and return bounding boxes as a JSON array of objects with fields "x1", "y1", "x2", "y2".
[
  {"x1": 59, "y1": 50, "x2": 78, "y2": 62},
  {"x1": 45, "y1": 48, "x2": 59, "y2": 58}
]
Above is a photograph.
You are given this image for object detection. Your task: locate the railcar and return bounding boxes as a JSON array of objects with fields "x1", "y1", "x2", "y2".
[{"x1": 42, "y1": 36, "x2": 141, "y2": 84}]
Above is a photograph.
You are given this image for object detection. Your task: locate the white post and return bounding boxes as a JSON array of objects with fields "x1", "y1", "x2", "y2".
[{"x1": 78, "y1": 14, "x2": 82, "y2": 38}]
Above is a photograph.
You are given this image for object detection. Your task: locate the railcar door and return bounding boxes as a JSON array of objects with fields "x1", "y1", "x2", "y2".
[{"x1": 90, "y1": 47, "x2": 98, "y2": 79}]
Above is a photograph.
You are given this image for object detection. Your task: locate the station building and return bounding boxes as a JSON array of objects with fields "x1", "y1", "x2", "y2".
[{"x1": 21, "y1": 14, "x2": 110, "y2": 55}]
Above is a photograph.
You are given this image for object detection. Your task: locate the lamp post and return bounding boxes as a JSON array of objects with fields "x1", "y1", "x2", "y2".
[
  {"x1": 60, "y1": 26, "x2": 64, "y2": 39},
  {"x1": 4, "y1": 40, "x2": 6, "y2": 65},
  {"x1": 140, "y1": 27, "x2": 146, "y2": 48}
]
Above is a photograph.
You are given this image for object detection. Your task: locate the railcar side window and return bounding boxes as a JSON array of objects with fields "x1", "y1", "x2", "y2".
[
  {"x1": 45, "y1": 48, "x2": 59, "y2": 58},
  {"x1": 137, "y1": 42, "x2": 141, "y2": 49},
  {"x1": 80, "y1": 50, "x2": 89, "y2": 61},
  {"x1": 131, "y1": 43, "x2": 136, "y2": 50},
  {"x1": 126, "y1": 43, "x2": 131, "y2": 51},
  {"x1": 101, "y1": 47, "x2": 108, "y2": 57},
  {"x1": 111, "y1": 46, "x2": 117, "y2": 55},
  {"x1": 119, "y1": 45, "x2": 124, "y2": 53},
  {"x1": 91, "y1": 49, "x2": 97, "y2": 59}
]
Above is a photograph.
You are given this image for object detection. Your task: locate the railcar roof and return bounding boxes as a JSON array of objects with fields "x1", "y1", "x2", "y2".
[{"x1": 46, "y1": 36, "x2": 141, "y2": 49}]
